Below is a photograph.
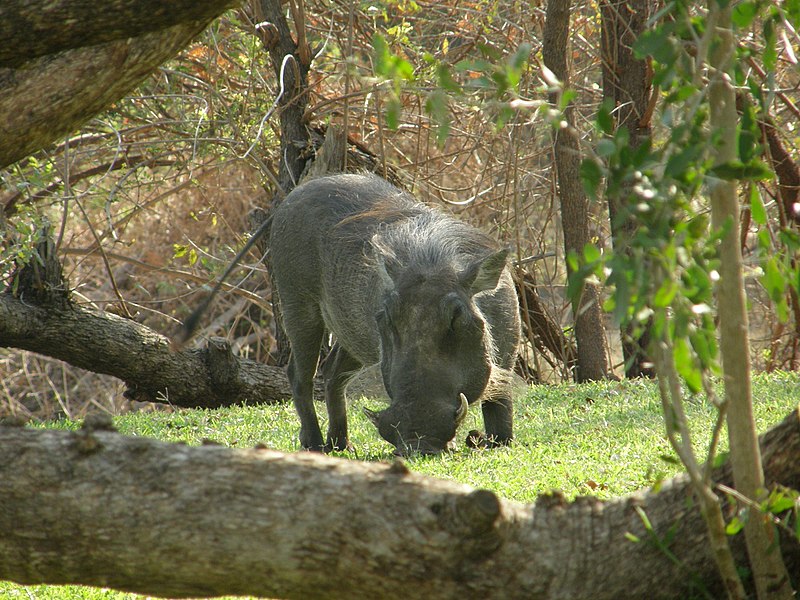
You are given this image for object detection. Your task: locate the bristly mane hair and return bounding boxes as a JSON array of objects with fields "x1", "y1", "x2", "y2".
[{"x1": 371, "y1": 207, "x2": 499, "y2": 272}]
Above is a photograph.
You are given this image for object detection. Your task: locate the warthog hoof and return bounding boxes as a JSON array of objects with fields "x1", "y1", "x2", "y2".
[
  {"x1": 465, "y1": 430, "x2": 511, "y2": 449},
  {"x1": 324, "y1": 439, "x2": 354, "y2": 453}
]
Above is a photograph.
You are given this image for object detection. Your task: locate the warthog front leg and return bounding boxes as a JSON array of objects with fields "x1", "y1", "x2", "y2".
[
  {"x1": 283, "y1": 303, "x2": 326, "y2": 451},
  {"x1": 321, "y1": 344, "x2": 361, "y2": 452},
  {"x1": 480, "y1": 395, "x2": 513, "y2": 447}
]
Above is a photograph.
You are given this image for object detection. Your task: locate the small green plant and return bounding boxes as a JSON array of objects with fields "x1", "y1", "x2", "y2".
[{"x1": 573, "y1": 1, "x2": 800, "y2": 596}]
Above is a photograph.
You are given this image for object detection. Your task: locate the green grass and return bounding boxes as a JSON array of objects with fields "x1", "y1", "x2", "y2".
[{"x1": 4, "y1": 372, "x2": 799, "y2": 599}]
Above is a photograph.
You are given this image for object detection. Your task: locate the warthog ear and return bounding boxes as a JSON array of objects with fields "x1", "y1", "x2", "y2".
[
  {"x1": 363, "y1": 406, "x2": 381, "y2": 428},
  {"x1": 372, "y1": 234, "x2": 400, "y2": 289},
  {"x1": 459, "y1": 248, "x2": 509, "y2": 295}
]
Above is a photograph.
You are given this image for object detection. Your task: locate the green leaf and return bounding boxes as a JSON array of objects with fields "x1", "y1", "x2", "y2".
[
  {"x1": 494, "y1": 105, "x2": 516, "y2": 130},
  {"x1": 690, "y1": 328, "x2": 718, "y2": 370},
  {"x1": 455, "y1": 58, "x2": 492, "y2": 75},
  {"x1": 665, "y1": 84, "x2": 699, "y2": 104},
  {"x1": 763, "y1": 257, "x2": 786, "y2": 300},
  {"x1": 372, "y1": 33, "x2": 414, "y2": 82},
  {"x1": 583, "y1": 243, "x2": 602, "y2": 264},
  {"x1": 597, "y1": 99, "x2": 615, "y2": 134},
  {"x1": 425, "y1": 90, "x2": 451, "y2": 147},
  {"x1": 673, "y1": 337, "x2": 702, "y2": 394},
  {"x1": 765, "y1": 493, "x2": 796, "y2": 514},
  {"x1": 779, "y1": 228, "x2": 800, "y2": 252},
  {"x1": 712, "y1": 451, "x2": 729, "y2": 468},
  {"x1": 797, "y1": 517, "x2": 800, "y2": 542},
  {"x1": 436, "y1": 63, "x2": 461, "y2": 93},
  {"x1": 787, "y1": 0, "x2": 800, "y2": 27},
  {"x1": 634, "y1": 27, "x2": 677, "y2": 65},
  {"x1": 726, "y1": 515, "x2": 745, "y2": 535},
  {"x1": 559, "y1": 89, "x2": 577, "y2": 112},
  {"x1": 653, "y1": 279, "x2": 678, "y2": 308},
  {"x1": 596, "y1": 138, "x2": 617, "y2": 158},
  {"x1": 665, "y1": 146, "x2": 701, "y2": 181},
  {"x1": 708, "y1": 160, "x2": 773, "y2": 181},
  {"x1": 659, "y1": 454, "x2": 680, "y2": 465},
  {"x1": 386, "y1": 95, "x2": 402, "y2": 129},
  {"x1": 580, "y1": 158, "x2": 604, "y2": 200},
  {"x1": 757, "y1": 228, "x2": 771, "y2": 251},
  {"x1": 509, "y1": 43, "x2": 532, "y2": 72},
  {"x1": 763, "y1": 15, "x2": 777, "y2": 72},
  {"x1": 750, "y1": 185, "x2": 767, "y2": 225},
  {"x1": 731, "y1": 1, "x2": 759, "y2": 28},
  {"x1": 477, "y1": 42, "x2": 502, "y2": 61},
  {"x1": 686, "y1": 213, "x2": 709, "y2": 239},
  {"x1": 373, "y1": 33, "x2": 392, "y2": 77},
  {"x1": 762, "y1": 258, "x2": 789, "y2": 322},
  {"x1": 738, "y1": 99, "x2": 759, "y2": 164}
]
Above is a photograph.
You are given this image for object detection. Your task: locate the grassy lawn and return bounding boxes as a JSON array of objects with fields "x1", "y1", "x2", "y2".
[{"x1": 3, "y1": 371, "x2": 798, "y2": 599}]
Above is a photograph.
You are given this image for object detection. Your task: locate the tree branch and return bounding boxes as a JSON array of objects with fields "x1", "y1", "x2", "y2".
[
  {"x1": 0, "y1": 292, "x2": 304, "y2": 407},
  {"x1": 0, "y1": 0, "x2": 240, "y2": 68},
  {"x1": 0, "y1": 0, "x2": 240, "y2": 168},
  {"x1": 0, "y1": 409, "x2": 798, "y2": 599}
]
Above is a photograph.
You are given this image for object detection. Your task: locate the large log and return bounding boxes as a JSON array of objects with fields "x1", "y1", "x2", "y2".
[{"x1": 0, "y1": 410, "x2": 798, "y2": 599}]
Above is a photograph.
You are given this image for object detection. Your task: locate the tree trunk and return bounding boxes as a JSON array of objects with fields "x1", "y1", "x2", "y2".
[
  {"x1": 707, "y1": 3, "x2": 793, "y2": 597},
  {"x1": 0, "y1": 0, "x2": 237, "y2": 169},
  {"x1": 247, "y1": 0, "x2": 314, "y2": 366},
  {"x1": 542, "y1": 0, "x2": 610, "y2": 382},
  {"x1": 600, "y1": 0, "x2": 655, "y2": 378},
  {"x1": 1, "y1": 410, "x2": 798, "y2": 599},
  {"x1": 515, "y1": 270, "x2": 578, "y2": 378},
  {"x1": 253, "y1": 0, "x2": 312, "y2": 196}
]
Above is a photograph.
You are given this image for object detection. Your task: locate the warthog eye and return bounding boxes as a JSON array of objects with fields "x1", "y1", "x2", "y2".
[{"x1": 443, "y1": 293, "x2": 471, "y2": 332}]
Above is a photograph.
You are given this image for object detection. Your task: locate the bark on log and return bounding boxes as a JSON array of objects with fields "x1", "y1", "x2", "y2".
[
  {"x1": 0, "y1": 410, "x2": 798, "y2": 599},
  {"x1": 0, "y1": 292, "x2": 306, "y2": 407},
  {"x1": 0, "y1": 0, "x2": 239, "y2": 169},
  {"x1": 0, "y1": 0, "x2": 239, "y2": 68}
]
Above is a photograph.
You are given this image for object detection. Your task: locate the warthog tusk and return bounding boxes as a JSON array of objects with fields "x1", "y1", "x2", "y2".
[{"x1": 455, "y1": 393, "x2": 469, "y2": 424}]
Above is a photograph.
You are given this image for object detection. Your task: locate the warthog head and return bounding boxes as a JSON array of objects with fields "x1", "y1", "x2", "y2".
[{"x1": 362, "y1": 240, "x2": 509, "y2": 456}]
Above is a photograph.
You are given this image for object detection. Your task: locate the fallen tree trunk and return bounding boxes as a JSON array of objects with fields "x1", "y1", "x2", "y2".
[
  {"x1": 1, "y1": 410, "x2": 798, "y2": 599},
  {"x1": 0, "y1": 292, "x2": 303, "y2": 407}
]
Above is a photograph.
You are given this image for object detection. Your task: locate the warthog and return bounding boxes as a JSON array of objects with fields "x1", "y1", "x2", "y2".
[{"x1": 270, "y1": 173, "x2": 521, "y2": 455}]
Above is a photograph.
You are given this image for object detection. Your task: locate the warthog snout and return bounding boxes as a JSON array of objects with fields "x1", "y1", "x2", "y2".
[{"x1": 363, "y1": 394, "x2": 469, "y2": 456}]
